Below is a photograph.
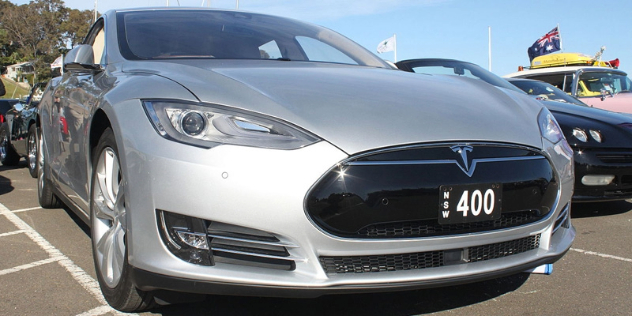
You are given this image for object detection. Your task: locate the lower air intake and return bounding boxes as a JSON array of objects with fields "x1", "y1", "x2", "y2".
[{"x1": 320, "y1": 234, "x2": 540, "y2": 274}]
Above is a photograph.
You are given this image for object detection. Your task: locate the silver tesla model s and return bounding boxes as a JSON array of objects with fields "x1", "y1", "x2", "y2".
[{"x1": 37, "y1": 8, "x2": 575, "y2": 312}]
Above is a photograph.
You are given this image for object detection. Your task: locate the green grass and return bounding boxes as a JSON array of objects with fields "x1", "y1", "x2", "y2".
[{"x1": 1, "y1": 78, "x2": 31, "y2": 100}]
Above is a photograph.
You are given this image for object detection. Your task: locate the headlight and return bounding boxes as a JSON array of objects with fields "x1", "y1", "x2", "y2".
[
  {"x1": 538, "y1": 108, "x2": 564, "y2": 144},
  {"x1": 143, "y1": 100, "x2": 320, "y2": 149},
  {"x1": 572, "y1": 128, "x2": 588, "y2": 142},
  {"x1": 572, "y1": 128, "x2": 603, "y2": 143},
  {"x1": 589, "y1": 130, "x2": 603, "y2": 143}
]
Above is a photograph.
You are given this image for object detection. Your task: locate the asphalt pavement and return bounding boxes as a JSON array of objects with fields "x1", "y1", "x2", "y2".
[{"x1": 0, "y1": 161, "x2": 630, "y2": 316}]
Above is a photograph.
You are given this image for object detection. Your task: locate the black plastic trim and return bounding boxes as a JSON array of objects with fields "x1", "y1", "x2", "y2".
[{"x1": 131, "y1": 250, "x2": 567, "y2": 298}]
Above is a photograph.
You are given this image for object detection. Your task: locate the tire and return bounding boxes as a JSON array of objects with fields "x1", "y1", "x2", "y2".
[
  {"x1": 27, "y1": 124, "x2": 39, "y2": 178},
  {"x1": 90, "y1": 128, "x2": 155, "y2": 312},
  {"x1": 38, "y1": 129, "x2": 61, "y2": 208},
  {"x1": 0, "y1": 123, "x2": 20, "y2": 166}
]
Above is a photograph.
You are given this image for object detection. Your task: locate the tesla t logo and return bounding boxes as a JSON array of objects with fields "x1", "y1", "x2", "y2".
[{"x1": 451, "y1": 145, "x2": 476, "y2": 177}]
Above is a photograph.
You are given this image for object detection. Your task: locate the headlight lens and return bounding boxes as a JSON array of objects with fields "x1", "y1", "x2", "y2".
[
  {"x1": 538, "y1": 108, "x2": 564, "y2": 144},
  {"x1": 572, "y1": 128, "x2": 588, "y2": 142},
  {"x1": 143, "y1": 100, "x2": 320, "y2": 149},
  {"x1": 589, "y1": 130, "x2": 602, "y2": 143},
  {"x1": 572, "y1": 128, "x2": 603, "y2": 143}
]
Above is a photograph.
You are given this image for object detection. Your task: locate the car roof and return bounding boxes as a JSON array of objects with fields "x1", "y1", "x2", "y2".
[{"x1": 504, "y1": 66, "x2": 627, "y2": 78}]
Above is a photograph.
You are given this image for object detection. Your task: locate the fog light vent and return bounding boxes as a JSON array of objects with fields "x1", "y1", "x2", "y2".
[
  {"x1": 581, "y1": 175, "x2": 614, "y2": 186},
  {"x1": 207, "y1": 222, "x2": 300, "y2": 271},
  {"x1": 157, "y1": 210, "x2": 213, "y2": 266}
]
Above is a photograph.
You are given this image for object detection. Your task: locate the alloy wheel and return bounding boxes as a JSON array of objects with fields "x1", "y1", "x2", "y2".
[
  {"x1": 28, "y1": 131, "x2": 37, "y2": 171},
  {"x1": 0, "y1": 133, "x2": 7, "y2": 161},
  {"x1": 92, "y1": 147, "x2": 126, "y2": 288}
]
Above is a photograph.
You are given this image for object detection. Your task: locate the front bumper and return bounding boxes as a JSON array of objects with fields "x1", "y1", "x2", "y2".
[
  {"x1": 573, "y1": 148, "x2": 632, "y2": 202},
  {"x1": 131, "y1": 245, "x2": 571, "y2": 297},
  {"x1": 115, "y1": 102, "x2": 575, "y2": 296}
]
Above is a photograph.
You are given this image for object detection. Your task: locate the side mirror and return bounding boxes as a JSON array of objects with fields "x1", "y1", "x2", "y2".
[
  {"x1": 453, "y1": 66, "x2": 465, "y2": 76},
  {"x1": 13, "y1": 103, "x2": 24, "y2": 112},
  {"x1": 64, "y1": 44, "x2": 102, "y2": 72}
]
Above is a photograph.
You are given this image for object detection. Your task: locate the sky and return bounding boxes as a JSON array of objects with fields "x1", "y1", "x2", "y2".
[{"x1": 10, "y1": 0, "x2": 632, "y2": 77}]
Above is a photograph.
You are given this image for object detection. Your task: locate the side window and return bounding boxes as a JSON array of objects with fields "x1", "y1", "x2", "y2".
[
  {"x1": 259, "y1": 40, "x2": 282, "y2": 59},
  {"x1": 92, "y1": 29, "x2": 105, "y2": 64},
  {"x1": 295, "y1": 36, "x2": 357, "y2": 64},
  {"x1": 84, "y1": 19, "x2": 105, "y2": 64}
]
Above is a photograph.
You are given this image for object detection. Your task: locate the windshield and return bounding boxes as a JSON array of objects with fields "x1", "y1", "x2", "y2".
[
  {"x1": 510, "y1": 80, "x2": 587, "y2": 106},
  {"x1": 578, "y1": 71, "x2": 632, "y2": 97},
  {"x1": 116, "y1": 10, "x2": 389, "y2": 68}
]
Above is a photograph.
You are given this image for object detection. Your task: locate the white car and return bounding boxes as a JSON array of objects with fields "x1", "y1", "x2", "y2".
[{"x1": 37, "y1": 8, "x2": 575, "y2": 312}]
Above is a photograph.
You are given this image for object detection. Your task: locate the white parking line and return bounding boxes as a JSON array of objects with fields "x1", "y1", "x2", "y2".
[
  {"x1": 0, "y1": 230, "x2": 26, "y2": 238},
  {"x1": 0, "y1": 202, "x2": 137, "y2": 315},
  {"x1": 11, "y1": 206, "x2": 44, "y2": 213},
  {"x1": 0, "y1": 257, "x2": 60, "y2": 276},
  {"x1": 571, "y1": 248, "x2": 632, "y2": 263}
]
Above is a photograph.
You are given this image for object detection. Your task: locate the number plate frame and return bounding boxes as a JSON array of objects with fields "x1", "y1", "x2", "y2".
[{"x1": 438, "y1": 183, "x2": 502, "y2": 224}]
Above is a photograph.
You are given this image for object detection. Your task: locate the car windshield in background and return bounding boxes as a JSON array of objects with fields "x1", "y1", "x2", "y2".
[
  {"x1": 510, "y1": 80, "x2": 588, "y2": 106},
  {"x1": 405, "y1": 60, "x2": 523, "y2": 93},
  {"x1": 578, "y1": 71, "x2": 632, "y2": 96},
  {"x1": 117, "y1": 10, "x2": 389, "y2": 67}
]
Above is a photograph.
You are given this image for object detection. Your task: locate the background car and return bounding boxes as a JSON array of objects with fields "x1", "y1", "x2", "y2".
[
  {"x1": 397, "y1": 58, "x2": 632, "y2": 202},
  {"x1": 38, "y1": 9, "x2": 574, "y2": 312},
  {"x1": 508, "y1": 78, "x2": 586, "y2": 106},
  {"x1": 504, "y1": 55, "x2": 632, "y2": 114},
  {"x1": 0, "y1": 99, "x2": 20, "y2": 123},
  {"x1": 508, "y1": 78, "x2": 632, "y2": 201},
  {"x1": 0, "y1": 83, "x2": 46, "y2": 177}
]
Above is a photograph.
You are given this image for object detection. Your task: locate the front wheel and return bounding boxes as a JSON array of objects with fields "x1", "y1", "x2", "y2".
[
  {"x1": 0, "y1": 123, "x2": 19, "y2": 166},
  {"x1": 90, "y1": 128, "x2": 155, "y2": 312},
  {"x1": 27, "y1": 124, "x2": 39, "y2": 178},
  {"x1": 38, "y1": 129, "x2": 61, "y2": 208}
]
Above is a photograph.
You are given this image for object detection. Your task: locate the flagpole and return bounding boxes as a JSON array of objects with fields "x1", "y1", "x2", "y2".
[
  {"x1": 393, "y1": 34, "x2": 397, "y2": 63},
  {"x1": 488, "y1": 26, "x2": 492, "y2": 72}
]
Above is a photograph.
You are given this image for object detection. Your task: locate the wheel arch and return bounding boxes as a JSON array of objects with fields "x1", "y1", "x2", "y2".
[{"x1": 90, "y1": 109, "x2": 112, "y2": 164}]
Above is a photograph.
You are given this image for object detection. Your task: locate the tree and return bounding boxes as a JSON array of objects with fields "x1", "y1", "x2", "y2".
[
  {"x1": 0, "y1": 1, "x2": 20, "y2": 69},
  {"x1": 61, "y1": 9, "x2": 94, "y2": 47},
  {"x1": 1, "y1": 0, "x2": 68, "y2": 82}
]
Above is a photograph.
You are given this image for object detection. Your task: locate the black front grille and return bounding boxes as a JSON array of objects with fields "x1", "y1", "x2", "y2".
[
  {"x1": 596, "y1": 153, "x2": 632, "y2": 164},
  {"x1": 320, "y1": 252, "x2": 443, "y2": 274},
  {"x1": 357, "y1": 210, "x2": 540, "y2": 238},
  {"x1": 320, "y1": 234, "x2": 540, "y2": 274},
  {"x1": 306, "y1": 143, "x2": 557, "y2": 239},
  {"x1": 468, "y1": 235, "x2": 540, "y2": 262}
]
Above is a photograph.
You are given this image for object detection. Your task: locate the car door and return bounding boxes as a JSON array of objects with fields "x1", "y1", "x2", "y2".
[{"x1": 54, "y1": 19, "x2": 107, "y2": 213}]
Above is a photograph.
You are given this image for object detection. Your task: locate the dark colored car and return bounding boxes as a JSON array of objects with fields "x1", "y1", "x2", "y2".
[
  {"x1": 0, "y1": 99, "x2": 20, "y2": 123},
  {"x1": 508, "y1": 78, "x2": 587, "y2": 106},
  {"x1": 0, "y1": 82, "x2": 47, "y2": 177},
  {"x1": 397, "y1": 58, "x2": 632, "y2": 201},
  {"x1": 508, "y1": 78, "x2": 632, "y2": 201}
]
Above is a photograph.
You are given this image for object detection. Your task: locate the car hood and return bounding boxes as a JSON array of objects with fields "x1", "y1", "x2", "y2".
[
  {"x1": 544, "y1": 100, "x2": 632, "y2": 125},
  {"x1": 579, "y1": 93, "x2": 632, "y2": 115},
  {"x1": 544, "y1": 100, "x2": 632, "y2": 148},
  {"x1": 123, "y1": 60, "x2": 544, "y2": 154}
]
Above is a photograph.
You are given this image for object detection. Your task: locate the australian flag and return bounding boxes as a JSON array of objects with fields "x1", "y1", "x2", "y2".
[{"x1": 528, "y1": 27, "x2": 561, "y2": 61}]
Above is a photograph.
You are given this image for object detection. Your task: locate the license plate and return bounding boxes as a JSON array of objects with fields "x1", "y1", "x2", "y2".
[{"x1": 438, "y1": 183, "x2": 502, "y2": 224}]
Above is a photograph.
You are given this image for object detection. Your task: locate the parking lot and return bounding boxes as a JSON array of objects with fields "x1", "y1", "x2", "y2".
[{"x1": 0, "y1": 161, "x2": 631, "y2": 316}]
